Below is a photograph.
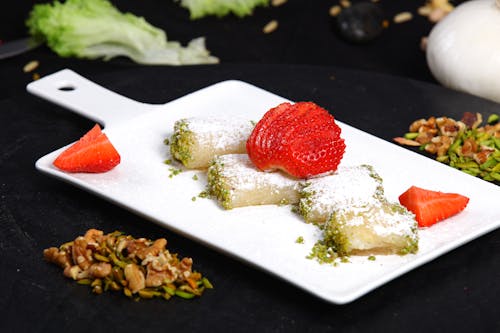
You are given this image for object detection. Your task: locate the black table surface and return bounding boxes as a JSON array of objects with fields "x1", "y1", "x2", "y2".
[{"x1": 2, "y1": 1, "x2": 500, "y2": 332}]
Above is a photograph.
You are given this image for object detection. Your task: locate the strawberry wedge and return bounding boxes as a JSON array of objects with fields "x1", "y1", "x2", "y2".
[
  {"x1": 398, "y1": 186, "x2": 469, "y2": 227},
  {"x1": 53, "y1": 124, "x2": 121, "y2": 173}
]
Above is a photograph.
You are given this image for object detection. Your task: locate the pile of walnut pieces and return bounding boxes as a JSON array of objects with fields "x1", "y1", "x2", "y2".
[
  {"x1": 44, "y1": 229, "x2": 213, "y2": 300},
  {"x1": 394, "y1": 112, "x2": 500, "y2": 182}
]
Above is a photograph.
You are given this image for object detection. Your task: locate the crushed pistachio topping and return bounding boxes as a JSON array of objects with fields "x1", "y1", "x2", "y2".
[
  {"x1": 279, "y1": 198, "x2": 290, "y2": 206},
  {"x1": 43, "y1": 229, "x2": 213, "y2": 301},
  {"x1": 206, "y1": 158, "x2": 232, "y2": 209},
  {"x1": 170, "y1": 119, "x2": 195, "y2": 166},
  {"x1": 295, "y1": 236, "x2": 304, "y2": 244}
]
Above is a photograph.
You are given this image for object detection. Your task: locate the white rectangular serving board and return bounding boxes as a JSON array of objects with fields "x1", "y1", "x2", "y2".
[{"x1": 31, "y1": 69, "x2": 500, "y2": 304}]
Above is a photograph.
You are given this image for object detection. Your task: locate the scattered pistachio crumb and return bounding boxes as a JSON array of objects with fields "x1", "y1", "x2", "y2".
[
  {"x1": 295, "y1": 236, "x2": 304, "y2": 244},
  {"x1": 263, "y1": 20, "x2": 278, "y2": 34},
  {"x1": 418, "y1": 6, "x2": 432, "y2": 16},
  {"x1": 340, "y1": 257, "x2": 350, "y2": 263},
  {"x1": 394, "y1": 12, "x2": 413, "y2": 24},
  {"x1": 404, "y1": 132, "x2": 419, "y2": 140},
  {"x1": 198, "y1": 191, "x2": 209, "y2": 198},
  {"x1": 164, "y1": 159, "x2": 172, "y2": 165},
  {"x1": 420, "y1": 36, "x2": 428, "y2": 52},
  {"x1": 202, "y1": 277, "x2": 214, "y2": 289},
  {"x1": 163, "y1": 138, "x2": 170, "y2": 145},
  {"x1": 168, "y1": 167, "x2": 182, "y2": 178},
  {"x1": 418, "y1": 0, "x2": 454, "y2": 23},
  {"x1": 487, "y1": 114, "x2": 499, "y2": 124},
  {"x1": 271, "y1": 0, "x2": 287, "y2": 7},
  {"x1": 191, "y1": 196, "x2": 196, "y2": 202},
  {"x1": 368, "y1": 255, "x2": 376, "y2": 261},
  {"x1": 339, "y1": 0, "x2": 351, "y2": 8},
  {"x1": 192, "y1": 174, "x2": 199, "y2": 181},
  {"x1": 23, "y1": 60, "x2": 39, "y2": 73},
  {"x1": 307, "y1": 241, "x2": 344, "y2": 265},
  {"x1": 329, "y1": 5, "x2": 341, "y2": 17}
]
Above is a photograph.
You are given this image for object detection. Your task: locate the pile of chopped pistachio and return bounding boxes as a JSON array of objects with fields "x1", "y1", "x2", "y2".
[
  {"x1": 394, "y1": 112, "x2": 500, "y2": 182},
  {"x1": 44, "y1": 229, "x2": 213, "y2": 300}
]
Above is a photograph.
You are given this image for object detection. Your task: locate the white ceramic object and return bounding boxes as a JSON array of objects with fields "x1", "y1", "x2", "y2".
[
  {"x1": 29, "y1": 69, "x2": 500, "y2": 304},
  {"x1": 427, "y1": 0, "x2": 500, "y2": 103}
]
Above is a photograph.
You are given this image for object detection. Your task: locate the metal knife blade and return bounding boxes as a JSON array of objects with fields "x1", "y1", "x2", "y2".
[{"x1": 0, "y1": 37, "x2": 41, "y2": 60}]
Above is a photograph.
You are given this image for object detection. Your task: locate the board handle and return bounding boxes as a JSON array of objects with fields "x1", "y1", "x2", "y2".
[{"x1": 26, "y1": 69, "x2": 158, "y2": 127}]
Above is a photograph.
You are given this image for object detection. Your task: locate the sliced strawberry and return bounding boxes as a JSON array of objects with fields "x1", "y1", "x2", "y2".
[
  {"x1": 398, "y1": 186, "x2": 470, "y2": 227},
  {"x1": 247, "y1": 101, "x2": 346, "y2": 178},
  {"x1": 53, "y1": 124, "x2": 121, "y2": 173}
]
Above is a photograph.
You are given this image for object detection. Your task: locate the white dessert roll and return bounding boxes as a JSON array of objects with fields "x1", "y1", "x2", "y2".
[
  {"x1": 298, "y1": 165, "x2": 385, "y2": 224},
  {"x1": 324, "y1": 200, "x2": 419, "y2": 256},
  {"x1": 170, "y1": 117, "x2": 254, "y2": 169},
  {"x1": 207, "y1": 154, "x2": 301, "y2": 210}
]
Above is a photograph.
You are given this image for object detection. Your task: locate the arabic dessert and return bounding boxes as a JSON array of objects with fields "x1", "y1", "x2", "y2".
[
  {"x1": 170, "y1": 117, "x2": 254, "y2": 169},
  {"x1": 167, "y1": 101, "x2": 425, "y2": 259}
]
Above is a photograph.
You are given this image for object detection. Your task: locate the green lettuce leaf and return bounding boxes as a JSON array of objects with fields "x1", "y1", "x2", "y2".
[
  {"x1": 26, "y1": 0, "x2": 219, "y2": 65},
  {"x1": 178, "y1": 0, "x2": 269, "y2": 19}
]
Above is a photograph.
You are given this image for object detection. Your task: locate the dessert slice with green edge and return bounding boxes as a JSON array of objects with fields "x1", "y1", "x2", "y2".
[
  {"x1": 170, "y1": 117, "x2": 254, "y2": 169},
  {"x1": 207, "y1": 154, "x2": 301, "y2": 210}
]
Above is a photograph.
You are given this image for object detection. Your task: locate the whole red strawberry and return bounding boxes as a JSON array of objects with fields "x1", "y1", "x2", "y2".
[
  {"x1": 53, "y1": 124, "x2": 121, "y2": 173},
  {"x1": 246, "y1": 101, "x2": 346, "y2": 178}
]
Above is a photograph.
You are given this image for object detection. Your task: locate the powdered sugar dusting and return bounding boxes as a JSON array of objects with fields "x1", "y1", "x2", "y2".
[
  {"x1": 186, "y1": 117, "x2": 254, "y2": 149},
  {"x1": 216, "y1": 154, "x2": 300, "y2": 192},
  {"x1": 301, "y1": 165, "x2": 382, "y2": 218},
  {"x1": 337, "y1": 202, "x2": 417, "y2": 239}
]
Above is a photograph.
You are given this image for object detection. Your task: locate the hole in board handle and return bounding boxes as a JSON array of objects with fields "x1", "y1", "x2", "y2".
[
  {"x1": 58, "y1": 85, "x2": 76, "y2": 91},
  {"x1": 55, "y1": 80, "x2": 77, "y2": 91}
]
